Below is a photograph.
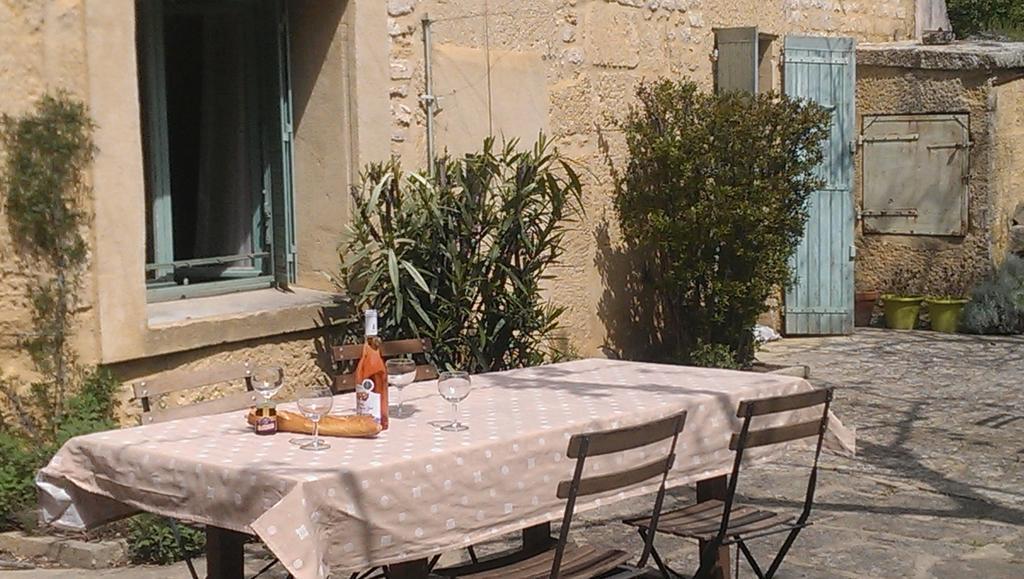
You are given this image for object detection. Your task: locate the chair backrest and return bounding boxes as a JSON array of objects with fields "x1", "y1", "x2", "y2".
[
  {"x1": 551, "y1": 410, "x2": 688, "y2": 579},
  {"x1": 132, "y1": 363, "x2": 259, "y2": 424},
  {"x1": 718, "y1": 387, "x2": 834, "y2": 539},
  {"x1": 331, "y1": 337, "x2": 438, "y2": 392}
]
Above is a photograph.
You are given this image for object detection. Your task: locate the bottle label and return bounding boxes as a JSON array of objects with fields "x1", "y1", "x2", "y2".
[
  {"x1": 364, "y1": 310, "x2": 378, "y2": 337},
  {"x1": 356, "y1": 378, "x2": 382, "y2": 424}
]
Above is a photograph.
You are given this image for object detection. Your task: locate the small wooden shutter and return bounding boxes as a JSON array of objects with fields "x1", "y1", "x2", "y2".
[{"x1": 714, "y1": 27, "x2": 759, "y2": 94}]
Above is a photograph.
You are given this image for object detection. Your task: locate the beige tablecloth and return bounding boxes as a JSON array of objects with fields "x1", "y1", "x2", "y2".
[{"x1": 38, "y1": 359, "x2": 854, "y2": 579}]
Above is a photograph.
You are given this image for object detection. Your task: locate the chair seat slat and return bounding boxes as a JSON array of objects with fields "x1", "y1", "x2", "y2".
[
  {"x1": 141, "y1": 389, "x2": 260, "y2": 424},
  {"x1": 567, "y1": 411, "x2": 687, "y2": 458},
  {"x1": 736, "y1": 388, "x2": 831, "y2": 417},
  {"x1": 557, "y1": 455, "x2": 674, "y2": 499},
  {"x1": 730, "y1": 418, "x2": 823, "y2": 450},
  {"x1": 132, "y1": 363, "x2": 254, "y2": 399}
]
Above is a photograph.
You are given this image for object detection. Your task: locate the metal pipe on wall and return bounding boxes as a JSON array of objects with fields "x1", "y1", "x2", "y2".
[{"x1": 421, "y1": 14, "x2": 436, "y2": 176}]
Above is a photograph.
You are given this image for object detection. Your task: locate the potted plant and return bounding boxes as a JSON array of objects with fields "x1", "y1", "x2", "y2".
[
  {"x1": 924, "y1": 267, "x2": 971, "y2": 333},
  {"x1": 881, "y1": 264, "x2": 924, "y2": 330},
  {"x1": 855, "y1": 289, "x2": 881, "y2": 327}
]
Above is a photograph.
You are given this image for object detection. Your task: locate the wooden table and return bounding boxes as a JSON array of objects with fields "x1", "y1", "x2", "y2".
[{"x1": 41, "y1": 360, "x2": 850, "y2": 579}]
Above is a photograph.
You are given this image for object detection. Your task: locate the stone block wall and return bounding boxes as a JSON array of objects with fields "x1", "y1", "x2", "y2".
[
  {"x1": 385, "y1": 0, "x2": 915, "y2": 355},
  {"x1": 855, "y1": 45, "x2": 1024, "y2": 297},
  {"x1": 0, "y1": 0, "x2": 917, "y2": 421}
]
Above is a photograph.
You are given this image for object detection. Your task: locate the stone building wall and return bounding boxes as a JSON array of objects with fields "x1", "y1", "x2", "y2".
[
  {"x1": 855, "y1": 43, "x2": 1024, "y2": 297},
  {"x1": 1, "y1": 0, "x2": 917, "y2": 424},
  {"x1": 385, "y1": 0, "x2": 915, "y2": 355},
  {"x1": 0, "y1": 0, "x2": 97, "y2": 382}
]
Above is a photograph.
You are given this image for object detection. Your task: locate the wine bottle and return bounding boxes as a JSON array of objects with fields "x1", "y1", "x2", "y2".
[{"x1": 355, "y1": 309, "x2": 389, "y2": 429}]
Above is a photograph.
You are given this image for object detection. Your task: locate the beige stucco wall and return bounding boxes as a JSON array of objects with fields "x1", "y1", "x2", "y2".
[
  {"x1": 0, "y1": 0, "x2": 95, "y2": 381},
  {"x1": 992, "y1": 77, "x2": 1024, "y2": 262},
  {"x1": 854, "y1": 65, "x2": 1024, "y2": 296},
  {"x1": 2, "y1": 0, "x2": 917, "y2": 418},
  {"x1": 386, "y1": 0, "x2": 915, "y2": 356}
]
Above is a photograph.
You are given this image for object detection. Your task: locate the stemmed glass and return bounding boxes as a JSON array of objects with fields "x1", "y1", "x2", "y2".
[
  {"x1": 252, "y1": 365, "x2": 284, "y2": 406},
  {"x1": 297, "y1": 385, "x2": 334, "y2": 451},
  {"x1": 438, "y1": 371, "x2": 471, "y2": 432},
  {"x1": 386, "y1": 358, "x2": 418, "y2": 418}
]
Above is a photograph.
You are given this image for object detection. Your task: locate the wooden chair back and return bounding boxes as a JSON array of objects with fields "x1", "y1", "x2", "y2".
[
  {"x1": 717, "y1": 387, "x2": 834, "y2": 544},
  {"x1": 552, "y1": 410, "x2": 688, "y2": 577},
  {"x1": 331, "y1": 337, "x2": 438, "y2": 392},
  {"x1": 132, "y1": 363, "x2": 259, "y2": 425}
]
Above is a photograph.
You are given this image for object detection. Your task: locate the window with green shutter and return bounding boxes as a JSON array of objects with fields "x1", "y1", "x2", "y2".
[{"x1": 137, "y1": 0, "x2": 295, "y2": 302}]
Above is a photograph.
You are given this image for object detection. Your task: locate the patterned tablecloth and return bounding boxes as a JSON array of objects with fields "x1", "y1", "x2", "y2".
[{"x1": 38, "y1": 359, "x2": 854, "y2": 579}]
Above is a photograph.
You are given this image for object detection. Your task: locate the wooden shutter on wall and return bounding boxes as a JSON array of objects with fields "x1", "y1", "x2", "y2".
[
  {"x1": 783, "y1": 35, "x2": 856, "y2": 336},
  {"x1": 714, "y1": 27, "x2": 759, "y2": 94}
]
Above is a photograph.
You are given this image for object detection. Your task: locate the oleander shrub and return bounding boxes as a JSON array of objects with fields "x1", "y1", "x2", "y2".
[
  {"x1": 614, "y1": 79, "x2": 829, "y2": 367},
  {"x1": 960, "y1": 255, "x2": 1024, "y2": 335},
  {"x1": 338, "y1": 136, "x2": 582, "y2": 373}
]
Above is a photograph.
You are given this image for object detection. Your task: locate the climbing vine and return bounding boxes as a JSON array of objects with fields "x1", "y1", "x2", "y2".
[{"x1": 0, "y1": 92, "x2": 119, "y2": 528}]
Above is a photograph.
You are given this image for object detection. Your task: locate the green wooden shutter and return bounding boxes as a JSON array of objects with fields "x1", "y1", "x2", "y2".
[
  {"x1": 260, "y1": 0, "x2": 296, "y2": 287},
  {"x1": 277, "y1": 0, "x2": 296, "y2": 284},
  {"x1": 139, "y1": 0, "x2": 174, "y2": 280},
  {"x1": 714, "y1": 27, "x2": 759, "y2": 94},
  {"x1": 783, "y1": 36, "x2": 856, "y2": 335}
]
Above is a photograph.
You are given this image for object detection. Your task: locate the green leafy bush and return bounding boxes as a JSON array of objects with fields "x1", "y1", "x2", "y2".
[
  {"x1": 613, "y1": 79, "x2": 829, "y2": 366},
  {"x1": 960, "y1": 255, "x2": 1024, "y2": 335},
  {"x1": 127, "y1": 514, "x2": 205, "y2": 565},
  {"x1": 688, "y1": 341, "x2": 743, "y2": 370},
  {"x1": 0, "y1": 367, "x2": 119, "y2": 529},
  {"x1": 948, "y1": 0, "x2": 1024, "y2": 39},
  {"x1": 338, "y1": 137, "x2": 582, "y2": 373}
]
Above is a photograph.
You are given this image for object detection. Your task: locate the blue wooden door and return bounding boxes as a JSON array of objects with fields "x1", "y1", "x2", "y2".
[{"x1": 783, "y1": 36, "x2": 856, "y2": 335}]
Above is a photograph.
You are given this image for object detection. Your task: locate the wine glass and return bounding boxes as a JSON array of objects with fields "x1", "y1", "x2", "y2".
[
  {"x1": 252, "y1": 365, "x2": 284, "y2": 406},
  {"x1": 297, "y1": 385, "x2": 334, "y2": 451},
  {"x1": 437, "y1": 371, "x2": 471, "y2": 432},
  {"x1": 386, "y1": 358, "x2": 418, "y2": 418}
]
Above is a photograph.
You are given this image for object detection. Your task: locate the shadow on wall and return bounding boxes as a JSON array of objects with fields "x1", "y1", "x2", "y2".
[
  {"x1": 287, "y1": 0, "x2": 346, "y2": 129},
  {"x1": 595, "y1": 220, "x2": 663, "y2": 362}
]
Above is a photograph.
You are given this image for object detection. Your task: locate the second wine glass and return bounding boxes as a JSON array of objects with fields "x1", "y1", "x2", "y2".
[
  {"x1": 437, "y1": 371, "x2": 471, "y2": 432},
  {"x1": 297, "y1": 385, "x2": 334, "y2": 451},
  {"x1": 386, "y1": 357, "x2": 418, "y2": 418}
]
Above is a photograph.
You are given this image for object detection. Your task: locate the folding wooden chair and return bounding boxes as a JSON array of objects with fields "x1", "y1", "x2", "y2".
[
  {"x1": 624, "y1": 388, "x2": 834, "y2": 579},
  {"x1": 132, "y1": 363, "x2": 288, "y2": 579},
  {"x1": 434, "y1": 410, "x2": 688, "y2": 579},
  {"x1": 331, "y1": 337, "x2": 438, "y2": 392}
]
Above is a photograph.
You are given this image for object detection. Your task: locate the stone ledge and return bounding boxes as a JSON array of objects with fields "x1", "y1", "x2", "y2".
[{"x1": 0, "y1": 532, "x2": 128, "y2": 569}]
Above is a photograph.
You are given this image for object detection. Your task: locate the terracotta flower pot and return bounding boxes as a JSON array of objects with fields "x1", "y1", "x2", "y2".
[{"x1": 854, "y1": 290, "x2": 880, "y2": 327}]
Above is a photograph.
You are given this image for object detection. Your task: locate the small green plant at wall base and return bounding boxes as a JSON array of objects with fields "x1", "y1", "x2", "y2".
[
  {"x1": 0, "y1": 92, "x2": 121, "y2": 530},
  {"x1": 338, "y1": 136, "x2": 582, "y2": 373},
  {"x1": 614, "y1": 79, "x2": 829, "y2": 367},
  {"x1": 127, "y1": 514, "x2": 206, "y2": 565},
  {"x1": 688, "y1": 341, "x2": 742, "y2": 370}
]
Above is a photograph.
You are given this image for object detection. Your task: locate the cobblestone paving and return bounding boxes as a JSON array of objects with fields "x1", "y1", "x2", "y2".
[{"x1": 8, "y1": 329, "x2": 1023, "y2": 578}]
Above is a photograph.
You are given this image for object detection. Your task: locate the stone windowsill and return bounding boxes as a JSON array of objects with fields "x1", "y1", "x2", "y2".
[{"x1": 142, "y1": 287, "x2": 346, "y2": 358}]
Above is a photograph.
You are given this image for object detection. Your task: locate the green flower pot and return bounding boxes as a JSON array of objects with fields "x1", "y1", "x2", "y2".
[
  {"x1": 925, "y1": 298, "x2": 968, "y2": 333},
  {"x1": 882, "y1": 295, "x2": 922, "y2": 330}
]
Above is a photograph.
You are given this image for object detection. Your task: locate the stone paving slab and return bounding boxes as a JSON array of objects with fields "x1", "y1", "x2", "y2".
[{"x1": 5, "y1": 329, "x2": 1023, "y2": 577}]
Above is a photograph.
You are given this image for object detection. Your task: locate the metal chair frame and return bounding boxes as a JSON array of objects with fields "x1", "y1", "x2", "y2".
[{"x1": 641, "y1": 388, "x2": 833, "y2": 579}]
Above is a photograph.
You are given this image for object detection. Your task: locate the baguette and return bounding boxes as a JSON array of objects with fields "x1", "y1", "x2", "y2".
[{"x1": 247, "y1": 409, "x2": 382, "y2": 438}]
